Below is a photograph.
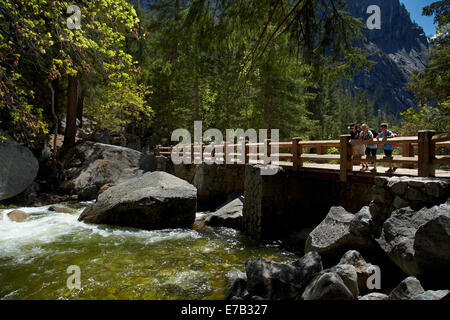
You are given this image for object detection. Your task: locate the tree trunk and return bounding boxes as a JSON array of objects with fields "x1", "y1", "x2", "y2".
[
  {"x1": 77, "y1": 86, "x2": 84, "y2": 128},
  {"x1": 64, "y1": 75, "x2": 78, "y2": 148}
]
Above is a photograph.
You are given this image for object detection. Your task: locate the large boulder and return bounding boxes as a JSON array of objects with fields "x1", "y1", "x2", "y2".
[
  {"x1": 245, "y1": 251, "x2": 323, "y2": 300},
  {"x1": 376, "y1": 201, "x2": 450, "y2": 283},
  {"x1": 388, "y1": 277, "x2": 424, "y2": 300},
  {"x1": 62, "y1": 141, "x2": 149, "y2": 200},
  {"x1": 304, "y1": 206, "x2": 377, "y2": 265},
  {"x1": 0, "y1": 131, "x2": 39, "y2": 201},
  {"x1": 414, "y1": 214, "x2": 450, "y2": 287},
  {"x1": 204, "y1": 195, "x2": 243, "y2": 229},
  {"x1": 301, "y1": 272, "x2": 355, "y2": 300},
  {"x1": 78, "y1": 172, "x2": 197, "y2": 230}
]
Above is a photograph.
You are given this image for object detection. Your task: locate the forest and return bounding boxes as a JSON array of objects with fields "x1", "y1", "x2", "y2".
[{"x1": 0, "y1": 0, "x2": 449, "y2": 153}]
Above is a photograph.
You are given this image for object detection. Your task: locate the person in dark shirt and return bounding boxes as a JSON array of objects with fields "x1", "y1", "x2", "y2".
[{"x1": 348, "y1": 124, "x2": 360, "y2": 139}]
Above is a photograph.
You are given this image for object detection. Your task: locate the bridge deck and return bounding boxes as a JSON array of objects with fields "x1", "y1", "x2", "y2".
[{"x1": 246, "y1": 160, "x2": 450, "y2": 178}]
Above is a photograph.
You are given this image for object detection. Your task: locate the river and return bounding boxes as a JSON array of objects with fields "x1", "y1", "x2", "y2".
[{"x1": 0, "y1": 203, "x2": 296, "y2": 300}]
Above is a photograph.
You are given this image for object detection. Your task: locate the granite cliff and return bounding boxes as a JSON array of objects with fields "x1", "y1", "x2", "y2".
[{"x1": 347, "y1": 0, "x2": 430, "y2": 114}]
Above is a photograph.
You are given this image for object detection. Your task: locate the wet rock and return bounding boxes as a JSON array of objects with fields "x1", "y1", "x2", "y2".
[
  {"x1": 389, "y1": 277, "x2": 424, "y2": 300},
  {"x1": 301, "y1": 272, "x2": 355, "y2": 300},
  {"x1": 7, "y1": 210, "x2": 29, "y2": 222},
  {"x1": 245, "y1": 252, "x2": 322, "y2": 300},
  {"x1": 205, "y1": 195, "x2": 243, "y2": 229},
  {"x1": 48, "y1": 205, "x2": 75, "y2": 213},
  {"x1": 225, "y1": 270, "x2": 248, "y2": 300},
  {"x1": 78, "y1": 172, "x2": 197, "y2": 230},
  {"x1": 0, "y1": 131, "x2": 39, "y2": 201}
]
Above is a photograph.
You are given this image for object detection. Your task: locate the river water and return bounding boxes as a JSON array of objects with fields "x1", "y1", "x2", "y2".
[{"x1": 0, "y1": 203, "x2": 295, "y2": 300}]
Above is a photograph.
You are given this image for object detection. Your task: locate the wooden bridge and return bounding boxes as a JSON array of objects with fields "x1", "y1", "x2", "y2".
[{"x1": 155, "y1": 130, "x2": 450, "y2": 182}]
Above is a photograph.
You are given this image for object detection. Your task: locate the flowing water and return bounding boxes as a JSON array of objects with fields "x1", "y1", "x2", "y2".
[{"x1": 0, "y1": 203, "x2": 296, "y2": 300}]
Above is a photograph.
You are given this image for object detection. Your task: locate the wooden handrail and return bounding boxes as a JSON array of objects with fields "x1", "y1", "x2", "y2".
[
  {"x1": 432, "y1": 132, "x2": 450, "y2": 143},
  {"x1": 153, "y1": 130, "x2": 447, "y2": 180}
]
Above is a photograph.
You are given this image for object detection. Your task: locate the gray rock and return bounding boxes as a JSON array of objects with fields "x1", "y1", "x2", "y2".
[
  {"x1": 414, "y1": 213, "x2": 450, "y2": 286},
  {"x1": 377, "y1": 202, "x2": 450, "y2": 277},
  {"x1": 0, "y1": 132, "x2": 39, "y2": 201},
  {"x1": 245, "y1": 252, "x2": 322, "y2": 300},
  {"x1": 392, "y1": 196, "x2": 410, "y2": 209},
  {"x1": 48, "y1": 205, "x2": 75, "y2": 214},
  {"x1": 301, "y1": 272, "x2": 355, "y2": 300},
  {"x1": 62, "y1": 142, "x2": 149, "y2": 200},
  {"x1": 389, "y1": 277, "x2": 424, "y2": 300},
  {"x1": 205, "y1": 195, "x2": 243, "y2": 229},
  {"x1": 225, "y1": 270, "x2": 248, "y2": 300},
  {"x1": 359, "y1": 293, "x2": 389, "y2": 300},
  {"x1": 327, "y1": 264, "x2": 359, "y2": 299},
  {"x1": 7, "y1": 210, "x2": 29, "y2": 222},
  {"x1": 412, "y1": 290, "x2": 450, "y2": 301},
  {"x1": 338, "y1": 250, "x2": 376, "y2": 292},
  {"x1": 78, "y1": 172, "x2": 197, "y2": 230},
  {"x1": 372, "y1": 186, "x2": 393, "y2": 204},
  {"x1": 305, "y1": 206, "x2": 376, "y2": 264}
]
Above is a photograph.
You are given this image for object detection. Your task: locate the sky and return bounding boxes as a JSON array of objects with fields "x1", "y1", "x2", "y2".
[{"x1": 400, "y1": 0, "x2": 438, "y2": 36}]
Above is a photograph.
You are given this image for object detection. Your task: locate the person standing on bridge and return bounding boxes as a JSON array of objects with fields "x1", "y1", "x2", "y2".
[
  {"x1": 360, "y1": 124, "x2": 377, "y2": 172},
  {"x1": 378, "y1": 123, "x2": 398, "y2": 174},
  {"x1": 349, "y1": 124, "x2": 365, "y2": 170}
]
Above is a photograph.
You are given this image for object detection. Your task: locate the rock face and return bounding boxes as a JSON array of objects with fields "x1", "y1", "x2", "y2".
[
  {"x1": 78, "y1": 172, "x2": 197, "y2": 230},
  {"x1": 304, "y1": 206, "x2": 376, "y2": 265},
  {"x1": 0, "y1": 131, "x2": 39, "y2": 201},
  {"x1": 377, "y1": 201, "x2": 450, "y2": 284},
  {"x1": 244, "y1": 251, "x2": 323, "y2": 300},
  {"x1": 347, "y1": 0, "x2": 429, "y2": 114},
  {"x1": 389, "y1": 277, "x2": 424, "y2": 300},
  {"x1": 7, "y1": 210, "x2": 29, "y2": 222},
  {"x1": 205, "y1": 195, "x2": 243, "y2": 229},
  {"x1": 62, "y1": 142, "x2": 150, "y2": 200}
]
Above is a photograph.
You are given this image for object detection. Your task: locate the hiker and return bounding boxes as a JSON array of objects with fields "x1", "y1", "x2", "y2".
[
  {"x1": 378, "y1": 123, "x2": 398, "y2": 174},
  {"x1": 349, "y1": 124, "x2": 365, "y2": 169},
  {"x1": 360, "y1": 124, "x2": 377, "y2": 172}
]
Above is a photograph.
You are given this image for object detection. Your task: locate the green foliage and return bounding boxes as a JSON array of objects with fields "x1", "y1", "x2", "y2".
[
  {"x1": 403, "y1": 1, "x2": 449, "y2": 135},
  {"x1": 0, "y1": 0, "x2": 150, "y2": 144}
]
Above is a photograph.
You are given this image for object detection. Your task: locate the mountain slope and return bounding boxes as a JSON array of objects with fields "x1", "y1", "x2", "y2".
[{"x1": 347, "y1": 0, "x2": 429, "y2": 114}]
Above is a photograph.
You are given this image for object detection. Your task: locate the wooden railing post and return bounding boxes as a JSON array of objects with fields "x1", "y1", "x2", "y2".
[
  {"x1": 291, "y1": 137, "x2": 302, "y2": 170},
  {"x1": 340, "y1": 134, "x2": 352, "y2": 182},
  {"x1": 418, "y1": 130, "x2": 436, "y2": 177},
  {"x1": 155, "y1": 144, "x2": 160, "y2": 156}
]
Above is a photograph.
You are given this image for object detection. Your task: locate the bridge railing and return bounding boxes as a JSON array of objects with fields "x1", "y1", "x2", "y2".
[{"x1": 155, "y1": 130, "x2": 450, "y2": 181}]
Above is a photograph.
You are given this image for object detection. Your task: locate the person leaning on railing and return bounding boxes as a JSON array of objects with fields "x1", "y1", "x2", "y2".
[
  {"x1": 360, "y1": 124, "x2": 377, "y2": 172},
  {"x1": 378, "y1": 123, "x2": 398, "y2": 174},
  {"x1": 349, "y1": 123, "x2": 366, "y2": 169}
]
